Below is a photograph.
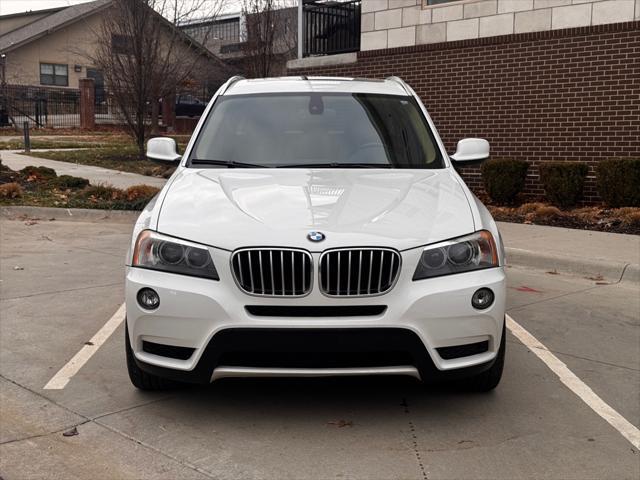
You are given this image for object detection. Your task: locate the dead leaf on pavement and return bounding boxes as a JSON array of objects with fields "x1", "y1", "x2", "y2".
[
  {"x1": 514, "y1": 286, "x2": 542, "y2": 293},
  {"x1": 328, "y1": 419, "x2": 353, "y2": 428},
  {"x1": 62, "y1": 427, "x2": 79, "y2": 437}
]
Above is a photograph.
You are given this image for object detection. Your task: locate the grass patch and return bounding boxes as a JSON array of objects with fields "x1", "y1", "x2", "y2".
[
  {"x1": 1, "y1": 140, "x2": 113, "y2": 150},
  {"x1": 16, "y1": 135, "x2": 187, "y2": 177},
  {"x1": 0, "y1": 128, "x2": 123, "y2": 137},
  {"x1": 0, "y1": 132, "x2": 135, "y2": 150},
  {"x1": 1, "y1": 132, "x2": 191, "y2": 152},
  {"x1": 23, "y1": 144, "x2": 178, "y2": 178}
]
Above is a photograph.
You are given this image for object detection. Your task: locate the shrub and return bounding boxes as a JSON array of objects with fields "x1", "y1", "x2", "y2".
[
  {"x1": 53, "y1": 175, "x2": 90, "y2": 190},
  {"x1": 518, "y1": 202, "x2": 546, "y2": 214},
  {"x1": 538, "y1": 162, "x2": 588, "y2": 208},
  {"x1": 529, "y1": 205, "x2": 564, "y2": 220},
  {"x1": 20, "y1": 165, "x2": 57, "y2": 181},
  {"x1": 78, "y1": 184, "x2": 123, "y2": 202},
  {"x1": 122, "y1": 184, "x2": 160, "y2": 209},
  {"x1": 596, "y1": 159, "x2": 640, "y2": 207},
  {"x1": 124, "y1": 184, "x2": 160, "y2": 201},
  {"x1": 0, "y1": 182, "x2": 23, "y2": 199},
  {"x1": 617, "y1": 208, "x2": 640, "y2": 229},
  {"x1": 480, "y1": 159, "x2": 529, "y2": 204}
]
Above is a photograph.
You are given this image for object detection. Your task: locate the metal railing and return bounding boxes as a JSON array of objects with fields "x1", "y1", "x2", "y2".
[
  {"x1": 0, "y1": 83, "x2": 213, "y2": 130},
  {"x1": 1, "y1": 84, "x2": 80, "y2": 129},
  {"x1": 303, "y1": 0, "x2": 361, "y2": 57}
]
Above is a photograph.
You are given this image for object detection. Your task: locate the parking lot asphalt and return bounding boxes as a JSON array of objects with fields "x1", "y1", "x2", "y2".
[{"x1": 1, "y1": 214, "x2": 638, "y2": 480}]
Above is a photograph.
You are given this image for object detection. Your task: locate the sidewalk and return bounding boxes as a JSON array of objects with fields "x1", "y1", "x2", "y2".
[
  {"x1": 0, "y1": 150, "x2": 166, "y2": 189},
  {"x1": 499, "y1": 222, "x2": 640, "y2": 284}
]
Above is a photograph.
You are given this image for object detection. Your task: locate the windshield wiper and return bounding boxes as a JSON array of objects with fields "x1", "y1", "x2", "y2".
[
  {"x1": 277, "y1": 162, "x2": 392, "y2": 169},
  {"x1": 190, "y1": 159, "x2": 270, "y2": 168}
]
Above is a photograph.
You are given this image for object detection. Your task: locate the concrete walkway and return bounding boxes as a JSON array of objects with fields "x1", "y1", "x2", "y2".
[{"x1": 0, "y1": 150, "x2": 166, "y2": 189}]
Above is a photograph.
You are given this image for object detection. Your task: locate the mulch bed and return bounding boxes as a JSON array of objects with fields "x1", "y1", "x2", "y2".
[{"x1": 488, "y1": 202, "x2": 640, "y2": 235}]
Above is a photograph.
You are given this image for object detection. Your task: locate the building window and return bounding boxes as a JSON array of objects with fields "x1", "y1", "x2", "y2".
[
  {"x1": 40, "y1": 63, "x2": 68, "y2": 86},
  {"x1": 112, "y1": 34, "x2": 133, "y2": 55},
  {"x1": 183, "y1": 17, "x2": 240, "y2": 42}
]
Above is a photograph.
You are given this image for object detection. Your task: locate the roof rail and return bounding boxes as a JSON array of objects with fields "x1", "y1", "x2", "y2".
[
  {"x1": 220, "y1": 75, "x2": 245, "y2": 94},
  {"x1": 386, "y1": 76, "x2": 412, "y2": 95}
]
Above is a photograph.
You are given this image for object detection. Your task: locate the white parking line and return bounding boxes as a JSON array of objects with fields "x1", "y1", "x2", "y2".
[
  {"x1": 43, "y1": 303, "x2": 126, "y2": 390},
  {"x1": 506, "y1": 314, "x2": 640, "y2": 449}
]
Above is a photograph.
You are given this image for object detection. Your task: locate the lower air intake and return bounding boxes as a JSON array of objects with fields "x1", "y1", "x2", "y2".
[
  {"x1": 142, "y1": 341, "x2": 195, "y2": 360},
  {"x1": 436, "y1": 341, "x2": 489, "y2": 360}
]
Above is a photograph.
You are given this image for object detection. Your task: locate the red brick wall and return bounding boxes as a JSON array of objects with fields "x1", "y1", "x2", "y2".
[{"x1": 289, "y1": 21, "x2": 640, "y2": 204}]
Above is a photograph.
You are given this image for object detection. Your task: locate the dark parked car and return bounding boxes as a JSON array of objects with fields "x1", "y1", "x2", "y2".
[{"x1": 175, "y1": 94, "x2": 206, "y2": 117}]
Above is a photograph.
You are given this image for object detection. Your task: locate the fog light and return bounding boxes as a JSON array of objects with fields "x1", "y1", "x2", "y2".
[
  {"x1": 137, "y1": 288, "x2": 160, "y2": 310},
  {"x1": 471, "y1": 288, "x2": 494, "y2": 310}
]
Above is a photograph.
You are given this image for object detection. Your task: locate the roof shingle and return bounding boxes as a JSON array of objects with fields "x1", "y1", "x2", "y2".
[{"x1": 0, "y1": 0, "x2": 111, "y2": 53}]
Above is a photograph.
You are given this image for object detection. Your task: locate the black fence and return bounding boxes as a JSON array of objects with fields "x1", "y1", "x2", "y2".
[
  {"x1": 0, "y1": 83, "x2": 215, "y2": 130},
  {"x1": 0, "y1": 84, "x2": 158, "y2": 129},
  {"x1": 0, "y1": 84, "x2": 81, "y2": 129},
  {"x1": 303, "y1": 0, "x2": 361, "y2": 57}
]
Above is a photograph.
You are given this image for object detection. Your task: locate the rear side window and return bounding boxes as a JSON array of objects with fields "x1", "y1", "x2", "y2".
[{"x1": 190, "y1": 93, "x2": 444, "y2": 169}]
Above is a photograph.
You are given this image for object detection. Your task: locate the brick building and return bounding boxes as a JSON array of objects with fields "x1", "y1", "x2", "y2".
[{"x1": 289, "y1": 0, "x2": 640, "y2": 203}]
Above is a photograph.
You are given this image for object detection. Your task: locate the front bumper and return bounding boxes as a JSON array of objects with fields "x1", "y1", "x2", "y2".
[{"x1": 125, "y1": 247, "x2": 506, "y2": 383}]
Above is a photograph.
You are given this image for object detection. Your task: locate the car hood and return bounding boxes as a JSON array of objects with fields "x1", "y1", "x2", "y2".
[{"x1": 157, "y1": 168, "x2": 475, "y2": 251}]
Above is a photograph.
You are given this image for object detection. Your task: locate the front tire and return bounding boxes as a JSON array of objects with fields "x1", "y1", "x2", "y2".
[
  {"x1": 466, "y1": 320, "x2": 506, "y2": 392},
  {"x1": 125, "y1": 322, "x2": 180, "y2": 391}
]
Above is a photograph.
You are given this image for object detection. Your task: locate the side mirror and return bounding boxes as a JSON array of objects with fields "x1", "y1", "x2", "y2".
[
  {"x1": 147, "y1": 137, "x2": 181, "y2": 163},
  {"x1": 450, "y1": 138, "x2": 490, "y2": 164}
]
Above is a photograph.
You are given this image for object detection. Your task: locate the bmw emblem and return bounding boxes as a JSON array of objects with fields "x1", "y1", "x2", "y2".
[{"x1": 307, "y1": 231, "x2": 325, "y2": 242}]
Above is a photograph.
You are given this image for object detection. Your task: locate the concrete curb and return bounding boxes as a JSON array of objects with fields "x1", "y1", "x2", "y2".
[
  {"x1": 506, "y1": 247, "x2": 639, "y2": 285},
  {"x1": 3, "y1": 206, "x2": 638, "y2": 285},
  {"x1": 0, "y1": 206, "x2": 140, "y2": 224}
]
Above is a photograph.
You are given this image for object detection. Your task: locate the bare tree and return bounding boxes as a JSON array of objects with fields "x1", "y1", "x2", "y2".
[
  {"x1": 89, "y1": 0, "x2": 229, "y2": 157},
  {"x1": 240, "y1": 0, "x2": 297, "y2": 78}
]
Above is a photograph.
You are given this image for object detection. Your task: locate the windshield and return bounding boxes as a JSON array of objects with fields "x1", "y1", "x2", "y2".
[{"x1": 189, "y1": 93, "x2": 445, "y2": 169}]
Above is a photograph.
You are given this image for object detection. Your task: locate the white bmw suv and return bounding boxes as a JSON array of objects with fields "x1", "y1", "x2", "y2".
[{"x1": 125, "y1": 76, "x2": 506, "y2": 392}]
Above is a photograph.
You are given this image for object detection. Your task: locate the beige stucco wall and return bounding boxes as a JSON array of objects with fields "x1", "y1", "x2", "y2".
[
  {"x1": 361, "y1": 0, "x2": 640, "y2": 50},
  {"x1": 4, "y1": 12, "x2": 103, "y2": 88}
]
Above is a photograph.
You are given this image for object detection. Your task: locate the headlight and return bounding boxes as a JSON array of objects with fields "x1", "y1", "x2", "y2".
[
  {"x1": 132, "y1": 230, "x2": 219, "y2": 280},
  {"x1": 413, "y1": 230, "x2": 498, "y2": 280}
]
